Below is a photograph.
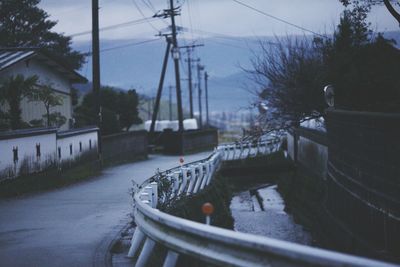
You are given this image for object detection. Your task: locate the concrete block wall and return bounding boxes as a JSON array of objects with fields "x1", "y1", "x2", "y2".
[{"x1": 325, "y1": 109, "x2": 400, "y2": 260}]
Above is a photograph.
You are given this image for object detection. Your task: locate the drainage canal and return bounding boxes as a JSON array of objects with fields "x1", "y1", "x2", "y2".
[{"x1": 230, "y1": 183, "x2": 312, "y2": 245}]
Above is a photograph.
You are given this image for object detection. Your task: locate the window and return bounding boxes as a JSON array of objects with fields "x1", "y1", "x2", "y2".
[
  {"x1": 13, "y1": 147, "x2": 18, "y2": 163},
  {"x1": 79, "y1": 142, "x2": 82, "y2": 152},
  {"x1": 69, "y1": 144, "x2": 73, "y2": 155},
  {"x1": 58, "y1": 147, "x2": 61, "y2": 159},
  {"x1": 36, "y1": 143, "x2": 41, "y2": 158},
  {"x1": 89, "y1": 139, "x2": 92, "y2": 149}
]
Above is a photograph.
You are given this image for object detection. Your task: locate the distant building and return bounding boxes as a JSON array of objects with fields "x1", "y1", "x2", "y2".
[{"x1": 0, "y1": 48, "x2": 87, "y2": 130}]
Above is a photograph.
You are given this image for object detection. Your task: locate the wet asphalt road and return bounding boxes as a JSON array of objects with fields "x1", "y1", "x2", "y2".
[{"x1": 0, "y1": 152, "x2": 211, "y2": 267}]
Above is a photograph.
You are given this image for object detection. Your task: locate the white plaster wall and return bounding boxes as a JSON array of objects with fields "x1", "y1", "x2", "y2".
[
  {"x1": 0, "y1": 133, "x2": 57, "y2": 179},
  {"x1": 1, "y1": 59, "x2": 72, "y2": 130},
  {"x1": 57, "y1": 132, "x2": 98, "y2": 162}
]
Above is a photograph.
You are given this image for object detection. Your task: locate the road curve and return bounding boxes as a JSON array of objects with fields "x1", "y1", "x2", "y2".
[{"x1": 0, "y1": 152, "x2": 211, "y2": 267}]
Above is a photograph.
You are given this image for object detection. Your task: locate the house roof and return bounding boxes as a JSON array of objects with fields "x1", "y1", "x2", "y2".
[{"x1": 0, "y1": 48, "x2": 87, "y2": 84}]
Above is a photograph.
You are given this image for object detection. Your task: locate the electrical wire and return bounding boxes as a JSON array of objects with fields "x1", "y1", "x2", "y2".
[
  {"x1": 231, "y1": 0, "x2": 327, "y2": 38},
  {"x1": 69, "y1": 17, "x2": 157, "y2": 37},
  {"x1": 131, "y1": 0, "x2": 161, "y2": 32},
  {"x1": 84, "y1": 38, "x2": 162, "y2": 55}
]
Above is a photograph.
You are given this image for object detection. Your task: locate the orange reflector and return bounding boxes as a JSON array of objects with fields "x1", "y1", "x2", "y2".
[{"x1": 202, "y1": 202, "x2": 214, "y2": 215}]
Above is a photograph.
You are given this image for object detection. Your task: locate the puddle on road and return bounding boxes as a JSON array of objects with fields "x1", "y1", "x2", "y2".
[{"x1": 230, "y1": 184, "x2": 312, "y2": 245}]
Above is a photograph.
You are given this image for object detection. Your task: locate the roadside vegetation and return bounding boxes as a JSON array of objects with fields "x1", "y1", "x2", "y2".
[{"x1": 247, "y1": 1, "x2": 400, "y2": 133}]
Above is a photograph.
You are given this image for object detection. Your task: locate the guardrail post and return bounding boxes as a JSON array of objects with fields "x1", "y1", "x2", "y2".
[
  {"x1": 166, "y1": 173, "x2": 174, "y2": 200},
  {"x1": 199, "y1": 163, "x2": 208, "y2": 190},
  {"x1": 263, "y1": 142, "x2": 268, "y2": 154},
  {"x1": 245, "y1": 143, "x2": 250, "y2": 158},
  {"x1": 205, "y1": 162, "x2": 213, "y2": 186},
  {"x1": 136, "y1": 237, "x2": 156, "y2": 267},
  {"x1": 193, "y1": 164, "x2": 204, "y2": 193},
  {"x1": 127, "y1": 228, "x2": 145, "y2": 258},
  {"x1": 163, "y1": 250, "x2": 179, "y2": 267},
  {"x1": 170, "y1": 171, "x2": 181, "y2": 199},
  {"x1": 186, "y1": 165, "x2": 197, "y2": 195},
  {"x1": 143, "y1": 186, "x2": 153, "y2": 207},
  {"x1": 150, "y1": 182, "x2": 158, "y2": 208},
  {"x1": 232, "y1": 145, "x2": 236, "y2": 160},
  {"x1": 224, "y1": 147, "x2": 229, "y2": 160},
  {"x1": 177, "y1": 168, "x2": 188, "y2": 196},
  {"x1": 238, "y1": 142, "x2": 244, "y2": 159}
]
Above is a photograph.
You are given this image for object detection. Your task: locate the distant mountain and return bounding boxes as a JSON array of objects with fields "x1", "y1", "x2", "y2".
[
  {"x1": 72, "y1": 37, "x2": 263, "y2": 112},
  {"x1": 72, "y1": 31, "x2": 400, "y2": 113}
]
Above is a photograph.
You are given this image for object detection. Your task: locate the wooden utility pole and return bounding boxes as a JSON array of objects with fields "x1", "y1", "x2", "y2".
[
  {"x1": 197, "y1": 61, "x2": 204, "y2": 128},
  {"x1": 205, "y1": 71, "x2": 209, "y2": 126},
  {"x1": 169, "y1": 85, "x2": 173, "y2": 121},
  {"x1": 92, "y1": 0, "x2": 102, "y2": 160},
  {"x1": 181, "y1": 44, "x2": 203, "y2": 118},
  {"x1": 150, "y1": 37, "x2": 172, "y2": 134},
  {"x1": 187, "y1": 51, "x2": 193, "y2": 118},
  {"x1": 168, "y1": 0, "x2": 184, "y2": 133}
]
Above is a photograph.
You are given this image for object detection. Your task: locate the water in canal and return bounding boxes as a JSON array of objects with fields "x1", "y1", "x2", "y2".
[{"x1": 230, "y1": 184, "x2": 312, "y2": 245}]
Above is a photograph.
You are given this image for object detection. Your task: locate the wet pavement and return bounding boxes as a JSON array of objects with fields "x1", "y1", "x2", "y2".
[
  {"x1": 0, "y1": 152, "x2": 211, "y2": 267},
  {"x1": 231, "y1": 184, "x2": 312, "y2": 245}
]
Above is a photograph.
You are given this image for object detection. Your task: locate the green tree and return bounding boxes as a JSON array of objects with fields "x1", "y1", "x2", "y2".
[
  {"x1": 0, "y1": 0, "x2": 85, "y2": 70},
  {"x1": 0, "y1": 74, "x2": 38, "y2": 129},
  {"x1": 118, "y1": 89, "x2": 142, "y2": 131},
  {"x1": 74, "y1": 86, "x2": 142, "y2": 135},
  {"x1": 323, "y1": 15, "x2": 400, "y2": 111},
  {"x1": 249, "y1": 3, "x2": 400, "y2": 134},
  {"x1": 28, "y1": 83, "x2": 66, "y2": 127}
]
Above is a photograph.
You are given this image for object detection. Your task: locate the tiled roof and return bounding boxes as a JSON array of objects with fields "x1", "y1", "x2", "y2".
[
  {"x1": 0, "y1": 49, "x2": 36, "y2": 71},
  {"x1": 0, "y1": 48, "x2": 87, "y2": 83}
]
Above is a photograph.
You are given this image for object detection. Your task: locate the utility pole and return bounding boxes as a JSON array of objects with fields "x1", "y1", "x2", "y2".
[
  {"x1": 150, "y1": 36, "x2": 172, "y2": 134},
  {"x1": 181, "y1": 44, "x2": 204, "y2": 118},
  {"x1": 169, "y1": 85, "x2": 173, "y2": 121},
  {"x1": 167, "y1": 0, "x2": 184, "y2": 133},
  {"x1": 204, "y1": 71, "x2": 209, "y2": 126},
  {"x1": 92, "y1": 0, "x2": 102, "y2": 160},
  {"x1": 187, "y1": 51, "x2": 193, "y2": 118},
  {"x1": 197, "y1": 61, "x2": 204, "y2": 128}
]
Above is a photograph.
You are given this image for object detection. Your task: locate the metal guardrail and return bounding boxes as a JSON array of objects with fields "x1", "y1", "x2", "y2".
[{"x1": 127, "y1": 138, "x2": 397, "y2": 267}]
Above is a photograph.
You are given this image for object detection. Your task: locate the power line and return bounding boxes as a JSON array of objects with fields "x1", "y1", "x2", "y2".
[
  {"x1": 131, "y1": 0, "x2": 160, "y2": 32},
  {"x1": 69, "y1": 17, "x2": 157, "y2": 37},
  {"x1": 141, "y1": 0, "x2": 157, "y2": 13},
  {"x1": 230, "y1": 0, "x2": 327, "y2": 38},
  {"x1": 84, "y1": 38, "x2": 162, "y2": 55}
]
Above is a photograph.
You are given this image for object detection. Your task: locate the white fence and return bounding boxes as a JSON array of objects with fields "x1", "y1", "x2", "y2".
[{"x1": 128, "y1": 137, "x2": 396, "y2": 267}]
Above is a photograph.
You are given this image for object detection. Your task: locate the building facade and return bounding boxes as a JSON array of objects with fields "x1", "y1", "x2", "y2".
[{"x1": 0, "y1": 48, "x2": 87, "y2": 130}]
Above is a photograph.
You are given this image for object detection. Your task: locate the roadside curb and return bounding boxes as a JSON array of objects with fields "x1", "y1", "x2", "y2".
[{"x1": 93, "y1": 216, "x2": 131, "y2": 267}]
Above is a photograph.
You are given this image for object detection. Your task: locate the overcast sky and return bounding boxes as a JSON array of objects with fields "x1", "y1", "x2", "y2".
[{"x1": 39, "y1": 0, "x2": 399, "y2": 43}]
